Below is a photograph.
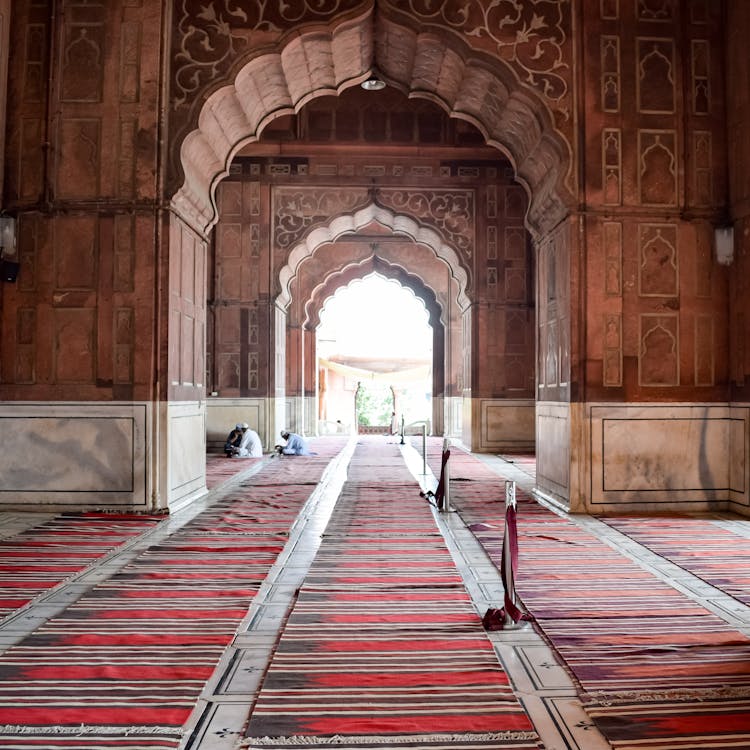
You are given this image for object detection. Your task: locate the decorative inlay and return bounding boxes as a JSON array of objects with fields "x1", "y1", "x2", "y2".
[
  {"x1": 639, "y1": 313, "x2": 679, "y2": 386},
  {"x1": 602, "y1": 128, "x2": 621, "y2": 205},
  {"x1": 273, "y1": 186, "x2": 475, "y2": 258},
  {"x1": 173, "y1": 0, "x2": 360, "y2": 106},
  {"x1": 693, "y1": 131, "x2": 712, "y2": 205},
  {"x1": 395, "y1": 0, "x2": 571, "y2": 116},
  {"x1": 505, "y1": 267, "x2": 525, "y2": 303},
  {"x1": 691, "y1": 40, "x2": 710, "y2": 114},
  {"x1": 486, "y1": 185, "x2": 497, "y2": 219},
  {"x1": 601, "y1": 35, "x2": 620, "y2": 112},
  {"x1": 54, "y1": 308, "x2": 96, "y2": 384},
  {"x1": 61, "y1": 24, "x2": 104, "y2": 102},
  {"x1": 601, "y1": 0, "x2": 619, "y2": 19},
  {"x1": 603, "y1": 221, "x2": 622, "y2": 296},
  {"x1": 638, "y1": 130, "x2": 677, "y2": 206},
  {"x1": 56, "y1": 216, "x2": 98, "y2": 291},
  {"x1": 23, "y1": 24, "x2": 45, "y2": 103},
  {"x1": 637, "y1": 0, "x2": 675, "y2": 22},
  {"x1": 15, "y1": 309, "x2": 36, "y2": 384},
  {"x1": 118, "y1": 118, "x2": 136, "y2": 198},
  {"x1": 637, "y1": 38, "x2": 675, "y2": 113},
  {"x1": 505, "y1": 227, "x2": 526, "y2": 260},
  {"x1": 114, "y1": 308, "x2": 134, "y2": 384},
  {"x1": 694, "y1": 314, "x2": 713, "y2": 386},
  {"x1": 603, "y1": 313, "x2": 622, "y2": 387},
  {"x1": 487, "y1": 266, "x2": 497, "y2": 297},
  {"x1": 487, "y1": 225, "x2": 497, "y2": 260},
  {"x1": 250, "y1": 181, "x2": 261, "y2": 215},
  {"x1": 119, "y1": 21, "x2": 141, "y2": 102},
  {"x1": 114, "y1": 215, "x2": 135, "y2": 293},
  {"x1": 639, "y1": 223, "x2": 677, "y2": 297},
  {"x1": 58, "y1": 118, "x2": 101, "y2": 198}
]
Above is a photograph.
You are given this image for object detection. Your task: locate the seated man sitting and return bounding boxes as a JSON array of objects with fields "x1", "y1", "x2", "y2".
[
  {"x1": 224, "y1": 423, "x2": 244, "y2": 457},
  {"x1": 235, "y1": 423, "x2": 263, "y2": 458},
  {"x1": 275, "y1": 429, "x2": 310, "y2": 456}
]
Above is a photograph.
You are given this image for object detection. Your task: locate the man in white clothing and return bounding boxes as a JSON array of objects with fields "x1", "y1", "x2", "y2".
[
  {"x1": 232, "y1": 423, "x2": 263, "y2": 457},
  {"x1": 275, "y1": 430, "x2": 310, "y2": 456}
]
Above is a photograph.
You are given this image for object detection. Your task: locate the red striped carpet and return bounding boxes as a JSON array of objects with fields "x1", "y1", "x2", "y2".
[
  {"x1": 425, "y1": 439, "x2": 750, "y2": 750},
  {"x1": 0, "y1": 439, "x2": 347, "y2": 749},
  {"x1": 0, "y1": 512, "x2": 162, "y2": 620},
  {"x1": 243, "y1": 437, "x2": 539, "y2": 749},
  {"x1": 206, "y1": 454, "x2": 264, "y2": 489}
]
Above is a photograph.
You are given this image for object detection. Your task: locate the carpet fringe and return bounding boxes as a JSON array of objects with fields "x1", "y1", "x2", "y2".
[
  {"x1": 584, "y1": 685, "x2": 750, "y2": 705},
  {"x1": 242, "y1": 731, "x2": 539, "y2": 746}
]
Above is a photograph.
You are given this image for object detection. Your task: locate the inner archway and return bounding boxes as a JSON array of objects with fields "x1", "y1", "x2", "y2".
[{"x1": 317, "y1": 274, "x2": 433, "y2": 434}]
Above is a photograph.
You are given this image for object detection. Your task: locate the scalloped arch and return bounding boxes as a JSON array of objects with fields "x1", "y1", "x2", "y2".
[
  {"x1": 278, "y1": 203, "x2": 469, "y2": 312},
  {"x1": 172, "y1": 12, "x2": 573, "y2": 238},
  {"x1": 303, "y1": 256, "x2": 443, "y2": 330}
]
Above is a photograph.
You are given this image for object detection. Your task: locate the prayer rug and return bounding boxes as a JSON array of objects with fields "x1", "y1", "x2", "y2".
[
  {"x1": 0, "y1": 512, "x2": 162, "y2": 620},
  {"x1": 0, "y1": 438, "x2": 348, "y2": 749},
  {"x1": 244, "y1": 438, "x2": 540, "y2": 749},
  {"x1": 438, "y1": 440, "x2": 750, "y2": 750}
]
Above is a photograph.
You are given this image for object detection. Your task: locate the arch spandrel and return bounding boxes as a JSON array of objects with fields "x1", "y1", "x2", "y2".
[
  {"x1": 278, "y1": 203, "x2": 470, "y2": 313},
  {"x1": 172, "y1": 8, "x2": 574, "y2": 239}
]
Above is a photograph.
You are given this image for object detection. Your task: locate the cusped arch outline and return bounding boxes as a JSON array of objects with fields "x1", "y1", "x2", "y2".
[
  {"x1": 303, "y1": 256, "x2": 444, "y2": 331},
  {"x1": 278, "y1": 203, "x2": 469, "y2": 312},
  {"x1": 172, "y1": 11, "x2": 573, "y2": 238}
]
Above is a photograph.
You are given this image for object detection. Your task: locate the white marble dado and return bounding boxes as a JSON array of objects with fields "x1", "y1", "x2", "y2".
[
  {"x1": 475, "y1": 399, "x2": 535, "y2": 452},
  {"x1": 205, "y1": 398, "x2": 266, "y2": 449},
  {"x1": 535, "y1": 401, "x2": 571, "y2": 508},
  {"x1": 0, "y1": 402, "x2": 148, "y2": 509},
  {"x1": 588, "y1": 403, "x2": 749, "y2": 513},
  {"x1": 167, "y1": 401, "x2": 206, "y2": 509}
]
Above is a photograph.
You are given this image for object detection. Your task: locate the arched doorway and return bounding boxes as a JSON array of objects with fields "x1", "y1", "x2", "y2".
[{"x1": 170, "y1": 6, "x2": 573, "y2": 510}]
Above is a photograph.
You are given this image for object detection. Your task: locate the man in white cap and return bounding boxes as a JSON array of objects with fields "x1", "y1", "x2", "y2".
[
  {"x1": 234, "y1": 423, "x2": 263, "y2": 457},
  {"x1": 275, "y1": 429, "x2": 310, "y2": 456}
]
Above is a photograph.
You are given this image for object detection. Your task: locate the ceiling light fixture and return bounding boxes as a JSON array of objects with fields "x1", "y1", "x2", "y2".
[{"x1": 361, "y1": 74, "x2": 386, "y2": 91}]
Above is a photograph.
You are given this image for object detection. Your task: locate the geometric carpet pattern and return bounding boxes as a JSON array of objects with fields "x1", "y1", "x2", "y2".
[
  {"x1": 243, "y1": 437, "x2": 540, "y2": 749},
  {"x1": 0, "y1": 512, "x2": 163, "y2": 620},
  {"x1": 419, "y1": 439, "x2": 750, "y2": 750},
  {"x1": 0, "y1": 439, "x2": 347, "y2": 750}
]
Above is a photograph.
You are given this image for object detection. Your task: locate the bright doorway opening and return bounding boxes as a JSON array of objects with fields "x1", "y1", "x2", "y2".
[{"x1": 317, "y1": 274, "x2": 433, "y2": 435}]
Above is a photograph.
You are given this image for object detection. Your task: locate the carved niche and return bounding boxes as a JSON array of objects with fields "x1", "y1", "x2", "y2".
[{"x1": 638, "y1": 224, "x2": 678, "y2": 297}]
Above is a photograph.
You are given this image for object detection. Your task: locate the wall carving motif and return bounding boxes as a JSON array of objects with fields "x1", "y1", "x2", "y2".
[
  {"x1": 392, "y1": 0, "x2": 571, "y2": 118},
  {"x1": 603, "y1": 221, "x2": 622, "y2": 296},
  {"x1": 637, "y1": 0, "x2": 675, "y2": 22},
  {"x1": 637, "y1": 39, "x2": 675, "y2": 113},
  {"x1": 640, "y1": 313, "x2": 678, "y2": 386},
  {"x1": 601, "y1": 35, "x2": 620, "y2": 112},
  {"x1": 639, "y1": 130, "x2": 677, "y2": 205},
  {"x1": 603, "y1": 313, "x2": 622, "y2": 387},
  {"x1": 638, "y1": 224, "x2": 677, "y2": 297},
  {"x1": 173, "y1": 0, "x2": 361, "y2": 107},
  {"x1": 602, "y1": 128, "x2": 621, "y2": 205},
  {"x1": 273, "y1": 186, "x2": 475, "y2": 258},
  {"x1": 61, "y1": 25, "x2": 104, "y2": 103},
  {"x1": 693, "y1": 131, "x2": 712, "y2": 206},
  {"x1": 691, "y1": 40, "x2": 710, "y2": 115}
]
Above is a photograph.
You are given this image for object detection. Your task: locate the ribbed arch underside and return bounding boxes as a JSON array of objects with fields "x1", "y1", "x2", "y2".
[{"x1": 173, "y1": 12, "x2": 572, "y2": 238}]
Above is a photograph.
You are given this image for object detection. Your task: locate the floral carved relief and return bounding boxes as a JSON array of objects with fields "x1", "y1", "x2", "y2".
[
  {"x1": 272, "y1": 186, "x2": 475, "y2": 260},
  {"x1": 389, "y1": 0, "x2": 572, "y2": 118},
  {"x1": 173, "y1": 0, "x2": 361, "y2": 107}
]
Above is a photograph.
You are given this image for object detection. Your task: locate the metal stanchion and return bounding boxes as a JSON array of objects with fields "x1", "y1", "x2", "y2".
[
  {"x1": 421, "y1": 423, "x2": 427, "y2": 475},
  {"x1": 399, "y1": 414, "x2": 405, "y2": 445},
  {"x1": 503, "y1": 480, "x2": 517, "y2": 629}
]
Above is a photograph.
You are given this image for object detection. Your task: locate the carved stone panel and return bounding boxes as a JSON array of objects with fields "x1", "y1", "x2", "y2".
[
  {"x1": 57, "y1": 119, "x2": 101, "y2": 198},
  {"x1": 19, "y1": 118, "x2": 43, "y2": 199},
  {"x1": 639, "y1": 130, "x2": 677, "y2": 206},
  {"x1": 601, "y1": 36, "x2": 620, "y2": 112},
  {"x1": 691, "y1": 39, "x2": 710, "y2": 114},
  {"x1": 603, "y1": 313, "x2": 622, "y2": 387},
  {"x1": 637, "y1": 0, "x2": 675, "y2": 22},
  {"x1": 114, "y1": 307, "x2": 134, "y2": 384},
  {"x1": 637, "y1": 38, "x2": 675, "y2": 113},
  {"x1": 639, "y1": 313, "x2": 679, "y2": 386},
  {"x1": 55, "y1": 216, "x2": 98, "y2": 291},
  {"x1": 692, "y1": 130, "x2": 712, "y2": 205},
  {"x1": 638, "y1": 223, "x2": 678, "y2": 297},
  {"x1": 603, "y1": 221, "x2": 622, "y2": 296},
  {"x1": 119, "y1": 21, "x2": 141, "y2": 103},
  {"x1": 601, "y1": 0, "x2": 619, "y2": 19},
  {"x1": 61, "y1": 23, "x2": 105, "y2": 103},
  {"x1": 602, "y1": 128, "x2": 621, "y2": 205},
  {"x1": 23, "y1": 24, "x2": 46, "y2": 103},
  {"x1": 15, "y1": 309, "x2": 36, "y2": 384},
  {"x1": 54, "y1": 308, "x2": 96, "y2": 383},
  {"x1": 694, "y1": 314, "x2": 714, "y2": 386},
  {"x1": 113, "y1": 215, "x2": 135, "y2": 294}
]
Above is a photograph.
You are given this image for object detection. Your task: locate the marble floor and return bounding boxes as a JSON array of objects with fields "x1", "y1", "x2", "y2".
[{"x1": 3, "y1": 438, "x2": 750, "y2": 749}]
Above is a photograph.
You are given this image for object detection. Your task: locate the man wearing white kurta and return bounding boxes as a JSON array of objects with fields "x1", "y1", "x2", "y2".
[
  {"x1": 234, "y1": 423, "x2": 263, "y2": 457},
  {"x1": 277, "y1": 430, "x2": 310, "y2": 456}
]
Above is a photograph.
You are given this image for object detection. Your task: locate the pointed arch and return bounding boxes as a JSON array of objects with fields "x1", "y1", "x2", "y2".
[
  {"x1": 277, "y1": 203, "x2": 469, "y2": 312},
  {"x1": 172, "y1": 12, "x2": 573, "y2": 238}
]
